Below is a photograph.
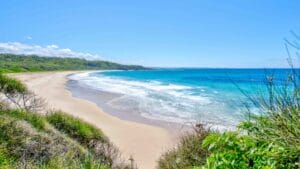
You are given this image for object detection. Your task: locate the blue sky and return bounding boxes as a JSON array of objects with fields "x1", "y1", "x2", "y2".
[{"x1": 0, "y1": 0, "x2": 299, "y2": 68}]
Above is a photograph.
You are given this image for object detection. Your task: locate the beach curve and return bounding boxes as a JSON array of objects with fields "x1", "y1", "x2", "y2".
[{"x1": 13, "y1": 71, "x2": 177, "y2": 169}]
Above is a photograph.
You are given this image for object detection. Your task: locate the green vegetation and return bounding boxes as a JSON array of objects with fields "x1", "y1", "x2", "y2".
[
  {"x1": 0, "y1": 111, "x2": 109, "y2": 169},
  {"x1": 47, "y1": 112, "x2": 107, "y2": 144},
  {"x1": 0, "y1": 73, "x2": 27, "y2": 94},
  {"x1": 0, "y1": 74, "x2": 129, "y2": 169},
  {"x1": 0, "y1": 53, "x2": 147, "y2": 73},
  {"x1": 0, "y1": 109, "x2": 48, "y2": 130},
  {"x1": 46, "y1": 112, "x2": 122, "y2": 167},
  {"x1": 158, "y1": 125, "x2": 210, "y2": 169},
  {"x1": 1, "y1": 40, "x2": 300, "y2": 168}
]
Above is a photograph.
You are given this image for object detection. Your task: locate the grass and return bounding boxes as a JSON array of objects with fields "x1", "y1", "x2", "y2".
[
  {"x1": 0, "y1": 113, "x2": 87, "y2": 168},
  {"x1": 0, "y1": 109, "x2": 48, "y2": 130},
  {"x1": 0, "y1": 108, "x2": 128, "y2": 169},
  {"x1": 158, "y1": 125, "x2": 210, "y2": 169},
  {"x1": 46, "y1": 112, "x2": 125, "y2": 168},
  {"x1": 0, "y1": 73, "x2": 27, "y2": 94},
  {"x1": 46, "y1": 111, "x2": 108, "y2": 145}
]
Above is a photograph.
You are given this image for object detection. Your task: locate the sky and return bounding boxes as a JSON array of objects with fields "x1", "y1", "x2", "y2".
[{"x1": 0, "y1": 0, "x2": 300, "y2": 68}]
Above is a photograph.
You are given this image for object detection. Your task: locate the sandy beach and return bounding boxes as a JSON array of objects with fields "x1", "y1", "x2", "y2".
[{"x1": 13, "y1": 71, "x2": 177, "y2": 169}]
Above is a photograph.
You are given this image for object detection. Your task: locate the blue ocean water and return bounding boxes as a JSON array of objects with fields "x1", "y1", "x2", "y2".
[{"x1": 69, "y1": 69, "x2": 292, "y2": 129}]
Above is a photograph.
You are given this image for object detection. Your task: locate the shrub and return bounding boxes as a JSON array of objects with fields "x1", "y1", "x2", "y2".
[
  {"x1": 158, "y1": 124, "x2": 210, "y2": 169},
  {"x1": 203, "y1": 132, "x2": 273, "y2": 168}
]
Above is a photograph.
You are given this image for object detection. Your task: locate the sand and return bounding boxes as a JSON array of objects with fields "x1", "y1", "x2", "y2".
[{"x1": 13, "y1": 71, "x2": 177, "y2": 169}]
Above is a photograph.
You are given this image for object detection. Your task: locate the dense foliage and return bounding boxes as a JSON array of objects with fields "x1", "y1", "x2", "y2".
[{"x1": 0, "y1": 54, "x2": 147, "y2": 73}]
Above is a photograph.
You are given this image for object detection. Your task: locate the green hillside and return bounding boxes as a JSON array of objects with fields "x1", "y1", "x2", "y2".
[{"x1": 0, "y1": 54, "x2": 147, "y2": 73}]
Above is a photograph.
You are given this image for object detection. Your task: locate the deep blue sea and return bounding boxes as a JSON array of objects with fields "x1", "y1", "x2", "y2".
[{"x1": 69, "y1": 69, "x2": 292, "y2": 129}]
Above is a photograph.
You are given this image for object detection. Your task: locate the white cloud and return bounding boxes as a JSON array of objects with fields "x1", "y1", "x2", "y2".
[
  {"x1": 26, "y1": 36, "x2": 32, "y2": 40},
  {"x1": 0, "y1": 42, "x2": 102, "y2": 60}
]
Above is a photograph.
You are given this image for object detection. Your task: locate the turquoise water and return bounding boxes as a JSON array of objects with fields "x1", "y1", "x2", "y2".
[{"x1": 70, "y1": 69, "x2": 292, "y2": 129}]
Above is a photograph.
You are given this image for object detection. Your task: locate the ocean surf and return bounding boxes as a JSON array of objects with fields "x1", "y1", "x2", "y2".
[{"x1": 67, "y1": 69, "x2": 291, "y2": 130}]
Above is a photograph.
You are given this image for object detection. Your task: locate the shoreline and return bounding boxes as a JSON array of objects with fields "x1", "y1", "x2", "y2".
[
  {"x1": 13, "y1": 71, "x2": 179, "y2": 169},
  {"x1": 66, "y1": 71, "x2": 237, "y2": 132},
  {"x1": 66, "y1": 78, "x2": 188, "y2": 134}
]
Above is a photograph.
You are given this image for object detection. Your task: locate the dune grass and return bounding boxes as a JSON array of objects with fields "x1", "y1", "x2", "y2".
[
  {"x1": 158, "y1": 125, "x2": 210, "y2": 169},
  {"x1": 0, "y1": 109, "x2": 48, "y2": 130},
  {"x1": 46, "y1": 111, "x2": 108, "y2": 145},
  {"x1": 0, "y1": 109, "x2": 128, "y2": 169}
]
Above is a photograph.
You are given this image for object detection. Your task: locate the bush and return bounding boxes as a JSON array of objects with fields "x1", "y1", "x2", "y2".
[{"x1": 158, "y1": 124, "x2": 210, "y2": 169}]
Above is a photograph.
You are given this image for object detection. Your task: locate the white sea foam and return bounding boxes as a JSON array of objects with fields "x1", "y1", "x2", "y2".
[{"x1": 69, "y1": 72, "x2": 240, "y2": 128}]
